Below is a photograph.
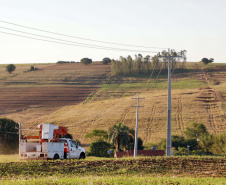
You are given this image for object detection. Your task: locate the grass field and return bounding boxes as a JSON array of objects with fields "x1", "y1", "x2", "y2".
[
  {"x1": 1, "y1": 175, "x2": 225, "y2": 185},
  {"x1": 0, "y1": 156, "x2": 225, "y2": 184}
]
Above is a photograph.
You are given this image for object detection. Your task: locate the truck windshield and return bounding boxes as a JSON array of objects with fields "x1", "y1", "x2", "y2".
[{"x1": 69, "y1": 140, "x2": 77, "y2": 148}]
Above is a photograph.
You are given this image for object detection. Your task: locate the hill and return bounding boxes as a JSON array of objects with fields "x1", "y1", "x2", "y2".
[
  {"x1": 0, "y1": 62, "x2": 110, "y2": 128},
  {"x1": 1, "y1": 62, "x2": 226, "y2": 146}
]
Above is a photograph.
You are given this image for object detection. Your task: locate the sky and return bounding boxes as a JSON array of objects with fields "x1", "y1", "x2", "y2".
[{"x1": 0, "y1": 0, "x2": 226, "y2": 64}]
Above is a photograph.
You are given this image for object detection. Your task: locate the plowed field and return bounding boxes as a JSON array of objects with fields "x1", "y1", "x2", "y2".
[{"x1": 0, "y1": 62, "x2": 110, "y2": 126}]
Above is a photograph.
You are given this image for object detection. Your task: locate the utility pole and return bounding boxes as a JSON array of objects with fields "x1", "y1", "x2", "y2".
[
  {"x1": 158, "y1": 48, "x2": 183, "y2": 157},
  {"x1": 132, "y1": 94, "x2": 144, "y2": 157}
]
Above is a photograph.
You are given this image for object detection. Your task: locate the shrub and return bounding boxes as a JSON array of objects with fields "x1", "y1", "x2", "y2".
[{"x1": 88, "y1": 140, "x2": 111, "y2": 157}]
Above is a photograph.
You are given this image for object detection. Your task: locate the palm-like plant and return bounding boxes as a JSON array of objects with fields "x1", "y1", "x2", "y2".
[{"x1": 108, "y1": 122, "x2": 131, "y2": 152}]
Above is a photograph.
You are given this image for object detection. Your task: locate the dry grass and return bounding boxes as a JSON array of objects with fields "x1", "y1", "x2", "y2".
[
  {"x1": 39, "y1": 87, "x2": 226, "y2": 145},
  {"x1": 0, "y1": 154, "x2": 20, "y2": 163}
]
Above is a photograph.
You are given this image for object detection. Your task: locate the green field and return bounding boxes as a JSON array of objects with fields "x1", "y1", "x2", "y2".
[
  {"x1": 0, "y1": 156, "x2": 225, "y2": 184},
  {"x1": 102, "y1": 79, "x2": 205, "y2": 90},
  {"x1": 1, "y1": 176, "x2": 225, "y2": 185}
]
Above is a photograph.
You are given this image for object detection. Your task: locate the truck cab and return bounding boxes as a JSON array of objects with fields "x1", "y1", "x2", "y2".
[{"x1": 60, "y1": 138, "x2": 86, "y2": 159}]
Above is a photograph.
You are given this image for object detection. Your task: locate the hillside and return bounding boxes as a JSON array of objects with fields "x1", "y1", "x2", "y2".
[
  {"x1": 1, "y1": 62, "x2": 226, "y2": 146},
  {"x1": 0, "y1": 62, "x2": 110, "y2": 128}
]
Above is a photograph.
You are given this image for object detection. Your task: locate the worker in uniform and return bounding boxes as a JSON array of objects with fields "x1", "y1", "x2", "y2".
[{"x1": 64, "y1": 141, "x2": 69, "y2": 159}]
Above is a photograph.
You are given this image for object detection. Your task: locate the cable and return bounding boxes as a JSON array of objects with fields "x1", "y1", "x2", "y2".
[
  {"x1": 155, "y1": 63, "x2": 164, "y2": 82},
  {"x1": 0, "y1": 26, "x2": 160, "y2": 52},
  {"x1": 0, "y1": 19, "x2": 167, "y2": 49},
  {"x1": 0, "y1": 31, "x2": 159, "y2": 53},
  {"x1": 162, "y1": 61, "x2": 178, "y2": 90}
]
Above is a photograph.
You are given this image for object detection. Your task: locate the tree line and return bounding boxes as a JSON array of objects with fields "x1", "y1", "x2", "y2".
[
  {"x1": 146, "y1": 123, "x2": 226, "y2": 156},
  {"x1": 111, "y1": 50, "x2": 187, "y2": 76}
]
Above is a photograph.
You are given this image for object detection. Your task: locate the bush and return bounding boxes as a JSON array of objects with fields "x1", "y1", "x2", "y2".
[
  {"x1": 174, "y1": 147, "x2": 188, "y2": 156},
  {"x1": 0, "y1": 118, "x2": 19, "y2": 154},
  {"x1": 88, "y1": 140, "x2": 111, "y2": 157}
]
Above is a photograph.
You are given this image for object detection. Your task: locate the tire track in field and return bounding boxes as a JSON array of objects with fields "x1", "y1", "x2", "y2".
[
  {"x1": 81, "y1": 97, "x2": 134, "y2": 132},
  {"x1": 206, "y1": 103, "x2": 217, "y2": 134},
  {"x1": 143, "y1": 104, "x2": 156, "y2": 143},
  {"x1": 81, "y1": 102, "x2": 121, "y2": 133},
  {"x1": 195, "y1": 64, "x2": 219, "y2": 134},
  {"x1": 176, "y1": 97, "x2": 184, "y2": 135},
  {"x1": 119, "y1": 105, "x2": 133, "y2": 124}
]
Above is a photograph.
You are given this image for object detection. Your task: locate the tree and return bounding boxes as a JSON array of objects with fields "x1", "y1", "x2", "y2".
[
  {"x1": 102, "y1": 57, "x2": 111, "y2": 65},
  {"x1": 85, "y1": 129, "x2": 108, "y2": 142},
  {"x1": 108, "y1": 122, "x2": 131, "y2": 152},
  {"x1": 0, "y1": 118, "x2": 19, "y2": 154},
  {"x1": 157, "y1": 134, "x2": 197, "y2": 153},
  {"x1": 127, "y1": 137, "x2": 144, "y2": 150},
  {"x1": 172, "y1": 135, "x2": 187, "y2": 150},
  {"x1": 88, "y1": 140, "x2": 111, "y2": 157},
  {"x1": 184, "y1": 123, "x2": 208, "y2": 139},
  {"x1": 30, "y1": 66, "x2": 35, "y2": 71},
  {"x1": 201, "y1": 58, "x2": 214, "y2": 65},
  {"x1": 6, "y1": 64, "x2": 16, "y2": 73},
  {"x1": 198, "y1": 133, "x2": 213, "y2": 154},
  {"x1": 210, "y1": 134, "x2": 226, "y2": 155},
  {"x1": 80, "y1": 58, "x2": 92, "y2": 65}
]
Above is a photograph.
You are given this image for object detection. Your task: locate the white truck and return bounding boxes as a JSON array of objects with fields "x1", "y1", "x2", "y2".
[{"x1": 20, "y1": 123, "x2": 86, "y2": 160}]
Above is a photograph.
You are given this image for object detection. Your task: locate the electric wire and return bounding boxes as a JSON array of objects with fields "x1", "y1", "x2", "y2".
[
  {"x1": 162, "y1": 61, "x2": 178, "y2": 90},
  {"x1": 155, "y1": 63, "x2": 164, "y2": 82},
  {"x1": 0, "y1": 31, "x2": 158, "y2": 53},
  {"x1": 0, "y1": 26, "x2": 161, "y2": 52},
  {"x1": 0, "y1": 20, "x2": 167, "y2": 50},
  {"x1": 144, "y1": 59, "x2": 157, "y2": 90}
]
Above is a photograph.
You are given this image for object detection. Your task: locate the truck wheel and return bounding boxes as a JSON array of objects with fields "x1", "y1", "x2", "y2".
[
  {"x1": 79, "y1": 153, "x2": 85, "y2": 159},
  {"x1": 53, "y1": 154, "x2": 59, "y2": 160}
]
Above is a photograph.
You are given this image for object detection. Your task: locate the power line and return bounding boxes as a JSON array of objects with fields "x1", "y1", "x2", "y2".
[
  {"x1": 0, "y1": 26, "x2": 159, "y2": 53},
  {"x1": 0, "y1": 19, "x2": 167, "y2": 50},
  {"x1": 0, "y1": 31, "x2": 158, "y2": 53}
]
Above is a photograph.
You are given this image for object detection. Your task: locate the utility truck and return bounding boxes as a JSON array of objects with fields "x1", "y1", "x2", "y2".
[{"x1": 19, "y1": 123, "x2": 86, "y2": 160}]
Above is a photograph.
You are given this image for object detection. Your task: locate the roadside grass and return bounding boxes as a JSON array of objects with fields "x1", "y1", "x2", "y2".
[
  {"x1": 0, "y1": 155, "x2": 20, "y2": 163},
  {"x1": 1, "y1": 175, "x2": 225, "y2": 185}
]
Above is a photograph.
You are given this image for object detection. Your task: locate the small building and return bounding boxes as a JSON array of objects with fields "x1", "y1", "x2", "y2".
[{"x1": 114, "y1": 150, "x2": 165, "y2": 158}]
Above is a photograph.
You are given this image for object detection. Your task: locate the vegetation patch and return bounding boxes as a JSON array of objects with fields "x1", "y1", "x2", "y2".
[
  {"x1": 0, "y1": 157, "x2": 225, "y2": 179},
  {"x1": 1, "y1": 175, "x2": 225, "y2": 185},
  {"x1": 102, "y1": 79, "x2": 205, "y2": 90}
]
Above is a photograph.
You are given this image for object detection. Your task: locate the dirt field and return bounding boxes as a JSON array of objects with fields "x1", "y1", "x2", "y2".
[{"x1": 0, "y1": 62, "x2": 110, "y2": 127}]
